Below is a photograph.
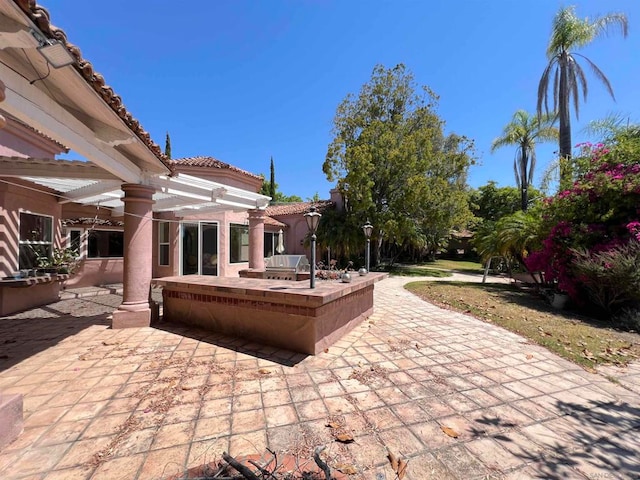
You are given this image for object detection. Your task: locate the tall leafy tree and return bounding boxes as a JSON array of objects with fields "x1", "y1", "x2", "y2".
[
  {"x1": 269, "y1": 156, "x2": 276, "y2": 200},
  {"x1": 537, "y1": 6, "x2": 628, "y2": 188},
  {"x1": 323, "y1": 64, "x2": 475, "y2": 263},
  {"x1": 471, "y1": 181, "x2": 528, "y2": 222},
  {"x1": 164, "y1": 132, "x2": 172, "y2": 159},
  {"x1": 491, "y1": 110, "x2": 557, "y2": 211}
]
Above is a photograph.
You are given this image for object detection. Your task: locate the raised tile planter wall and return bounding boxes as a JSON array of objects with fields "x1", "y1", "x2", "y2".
[
  {"x1": 0, "y1": 394, "x2": 23, "y2": 451},
  {"x1": 153, "y1": 273, "x2": 386, "y2": 354}
]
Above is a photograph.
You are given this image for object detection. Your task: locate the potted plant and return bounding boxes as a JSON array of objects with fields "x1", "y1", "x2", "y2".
[{"x1": 36, "y1": 247, "x2": 80, "y2": 275}]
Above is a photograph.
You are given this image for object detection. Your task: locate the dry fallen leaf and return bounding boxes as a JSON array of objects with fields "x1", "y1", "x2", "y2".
[
  {"x1": 440, "y1": 425, "x2": 459, "y2": 438},
  {"x1": 526, "y1": 354, "x2": 533, "y2": 360},
  {"x1": 335, "y1": 464, "x2": 358, "y2": 475},
  {"x1": 326, "y1": 421, "x2": 342, "y2": 429},
  {"x1": 387, "y1": 449, "x2": 399, "y2": 470},
  {"x1": 334, "y1": 432, "x2": 355, "y2": 443},
  {"x1": 397, "y1": 458, "x2": 408, "y2": 479},
  {"x1": 387, "y1": 449, "x2": 408, "y2": 479},
  {"x1": 582, "y1": 349, "x2": 595, "y2": 360},
  {"x1": 258, "y1": 368, "x2": 271, "y2": 375}
]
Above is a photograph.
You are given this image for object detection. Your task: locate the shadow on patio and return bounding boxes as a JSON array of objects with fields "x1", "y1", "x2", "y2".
[
  {"x1": 496, "y1": 399, "x2": 640, "y2": 478},
  {"x1": 0, "y1": 296, "x2": 117, "y2": 372},
  {"x1": 153, "y1": 319, "x2": 309, "y2": 368}
]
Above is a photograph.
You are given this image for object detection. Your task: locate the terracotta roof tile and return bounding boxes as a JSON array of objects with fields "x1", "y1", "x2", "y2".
[
  {"x1": 170, "y1": 156, "x2": 261, "y2": 180},
  {"x1": 264, "y1": 217, "x2": 287, "y2": 228},
  {"x1": 14, "y1": 0, "x2": 167, "y2": 165},
  {"x1": 266, "y1": 200, "x2": 333, "y2": 217}
]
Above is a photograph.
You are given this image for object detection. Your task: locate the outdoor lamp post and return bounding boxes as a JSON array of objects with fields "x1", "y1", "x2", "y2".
[
  {"x1": 304, "y1": 206, "x2": 322, "y2": 288},
  {"x1": 362, "y1": 220, "x2": 373, "y2": 273}
]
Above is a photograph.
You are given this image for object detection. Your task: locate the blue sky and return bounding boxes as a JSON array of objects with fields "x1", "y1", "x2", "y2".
[{"x1": 46, "y1": 1, "x2": 640, "y2": 200}]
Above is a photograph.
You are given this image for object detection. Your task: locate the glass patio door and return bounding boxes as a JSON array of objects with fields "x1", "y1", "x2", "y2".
[
  {"x1": 200, "y1": 223, "x2": 218, "y2": 276},
  {"x1": 180, "y1": 222, "x2": 218, "y2": 276},
  {"x1": 181, "y1": 223, "x2": 199, "y2": 275}
]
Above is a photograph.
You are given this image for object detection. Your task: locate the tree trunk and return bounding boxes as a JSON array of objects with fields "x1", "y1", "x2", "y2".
[
  {"x1": 520, "y1": 150, "x2": 529, "y2": 211},
  {"x1": 558, "y1": 54, "x2": 572, "y2": 190}
]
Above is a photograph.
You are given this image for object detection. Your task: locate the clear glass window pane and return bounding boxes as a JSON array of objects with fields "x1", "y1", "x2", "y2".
[
  {"x1": 229, "y1": 224, "x2": 249, "y2": 263},
  {"x1": 159, "y1": 245, "x2": 169, "y2": 266},
  {"x1": 159, "y1": 222, "x2": 169, "y2": 243},
  {"x1": 20, "y1": 212, "x2": 52, "y2": 242},
  {"x1": 88, "y1": 231, "x2": 124, "y2": 258}
]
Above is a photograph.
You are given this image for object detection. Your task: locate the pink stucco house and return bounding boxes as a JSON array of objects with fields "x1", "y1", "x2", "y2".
[
  {"x1": 0, "y1": 0, "x2": 345, "y2": 322},
  {"x1": 0, "y1": 0, "x2": 279, "y2": 321}
]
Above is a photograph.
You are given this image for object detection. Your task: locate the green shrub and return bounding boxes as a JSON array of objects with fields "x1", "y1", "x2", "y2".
[{"x1": 571, "y1": 240, "x2": 640, "y2": 313}]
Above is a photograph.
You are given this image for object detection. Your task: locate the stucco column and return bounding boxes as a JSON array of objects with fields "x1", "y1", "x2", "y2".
[
  {"x1": 112, "y1": 184, "x2": 155, "y2": 329},
  {"x1": 248, "y1": 208, "x2": 266, "y2": 270}
]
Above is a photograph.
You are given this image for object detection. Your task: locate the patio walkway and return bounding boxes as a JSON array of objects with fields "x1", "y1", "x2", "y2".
[{"x1": 0, "y1": 276, "x2": 638, "y2": 479}]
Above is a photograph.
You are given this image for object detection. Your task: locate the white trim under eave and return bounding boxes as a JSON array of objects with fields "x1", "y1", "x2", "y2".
[{"x1": 0, "y1": 62, "x2": 143, "y2": 183}]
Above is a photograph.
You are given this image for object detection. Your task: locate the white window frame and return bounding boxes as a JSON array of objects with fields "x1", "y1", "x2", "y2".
[
  {"x1": 179, "y1": 221, "x2": 219, "y2": 275},
  {"x1": 18, "y1": 210, "x2": 54, "y2": 270},
  {"x1": 229, "y1": 223, "x2": 250, "y2": 264},
  {"x1": 158, "y1": 221, "x2": 170, "y2": 266},
  {"x1": 65, "y1": 228, "x2": 85, "y2": 258}
]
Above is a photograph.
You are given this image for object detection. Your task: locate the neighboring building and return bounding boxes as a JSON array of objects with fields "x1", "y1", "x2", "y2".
[{"x1": 266, "y1": 198, "x2": 335, "y2": 255}]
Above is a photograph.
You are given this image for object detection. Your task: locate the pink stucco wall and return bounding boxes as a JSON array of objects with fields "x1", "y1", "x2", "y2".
[
  {"x1": 63, "y1": 258, "x2": 124, "y2": 289},
  {"x1": 268, "y1": 215, "x2": 313, "y2": 258},
  {"x1": 0, "y1": 180, "x2": 63, "y2": 315},
  {"x1": 60, "y1": 204, "x2": 124, "y2": 288},
  {"x1": 173, "y1": 166, "x2": 261, "y2": 193},
  {"x1": 0, "y1": 117, "x2": 66, "y2": 159}
]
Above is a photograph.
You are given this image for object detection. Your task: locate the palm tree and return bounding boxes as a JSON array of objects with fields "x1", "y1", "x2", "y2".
[
  {"x1": 491, "y1": 110, "x2": 558, "y2": 211},
  {"x1": 537, "y1": 6, "x2": 628, "y2": 188}
]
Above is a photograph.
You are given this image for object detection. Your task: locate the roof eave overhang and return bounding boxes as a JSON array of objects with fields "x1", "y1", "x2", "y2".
[{"x1": 0, "y1": 1, "x2": 169, "y2": 183}]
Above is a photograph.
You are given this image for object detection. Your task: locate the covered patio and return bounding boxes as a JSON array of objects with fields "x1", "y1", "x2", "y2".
[{"x1": 0, "y1": 0, "x2": 270, "y2": 325}]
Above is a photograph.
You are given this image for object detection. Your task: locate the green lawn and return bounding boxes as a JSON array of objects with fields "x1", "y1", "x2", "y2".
[
  {"x1": 383, "y1": 258, "x2": 483, "y2": 277},
  {"x1": 424, "y1": 258, "x2": 484, "y2": 273},
  {"x1": 406, "y1": 281, "x2": 640, "y2": 369},
  {"x1": 384, "y1": 266, "x2": 452, "y2": 277}
]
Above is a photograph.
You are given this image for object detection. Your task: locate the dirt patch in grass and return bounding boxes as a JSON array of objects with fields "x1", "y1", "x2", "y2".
[{"x1": 405, "y1": 281, "x2": 640, "y2": 369}]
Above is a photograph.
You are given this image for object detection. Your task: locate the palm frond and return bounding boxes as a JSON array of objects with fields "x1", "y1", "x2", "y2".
[
  {"x1": 592, "y1": 13, "x2": 629, "y2": 39},
  {"x1": 537, "y1": 62, "x2": 556, "y2": 116},
  {"x1": 573, "y1": 59, "x2": 588, "y2": 102},
  {"x1": 528, "y1": 149, "x2": 537, "y2": 186},
  {"x1": 566, "y1": 59, "x2": 582, "y2": 119},
  {"x1": 574, "y1": 53, "x2": 615, "y2": 100},
  {"x1": 582, "y1": 112, "x2": 633, "y2": 140},
  {"x1": 513, "y1": 155, "x2": 521, "y2": 189}
]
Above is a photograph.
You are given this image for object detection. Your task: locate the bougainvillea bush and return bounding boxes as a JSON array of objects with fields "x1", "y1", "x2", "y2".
[{"x1": 525, "y1": 132, "x2": 640, "y2": 315}]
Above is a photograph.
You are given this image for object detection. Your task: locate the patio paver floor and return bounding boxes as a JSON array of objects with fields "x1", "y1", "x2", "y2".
[{"x1": 1, "y1": 276, "x2": 639, "y2": 479}]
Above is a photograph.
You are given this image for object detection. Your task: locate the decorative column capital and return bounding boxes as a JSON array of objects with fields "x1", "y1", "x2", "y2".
[
  {"x1": 121, "y1": 183, "x2": 156, "y2": 204},
  {"x1": 248, "y1": 208, "x2": 267, "y2": 221}
]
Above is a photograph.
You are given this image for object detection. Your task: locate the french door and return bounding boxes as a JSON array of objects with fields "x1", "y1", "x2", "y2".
[{"x1": 180, "y1": 222, "x2": 218, "y2": 275}]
